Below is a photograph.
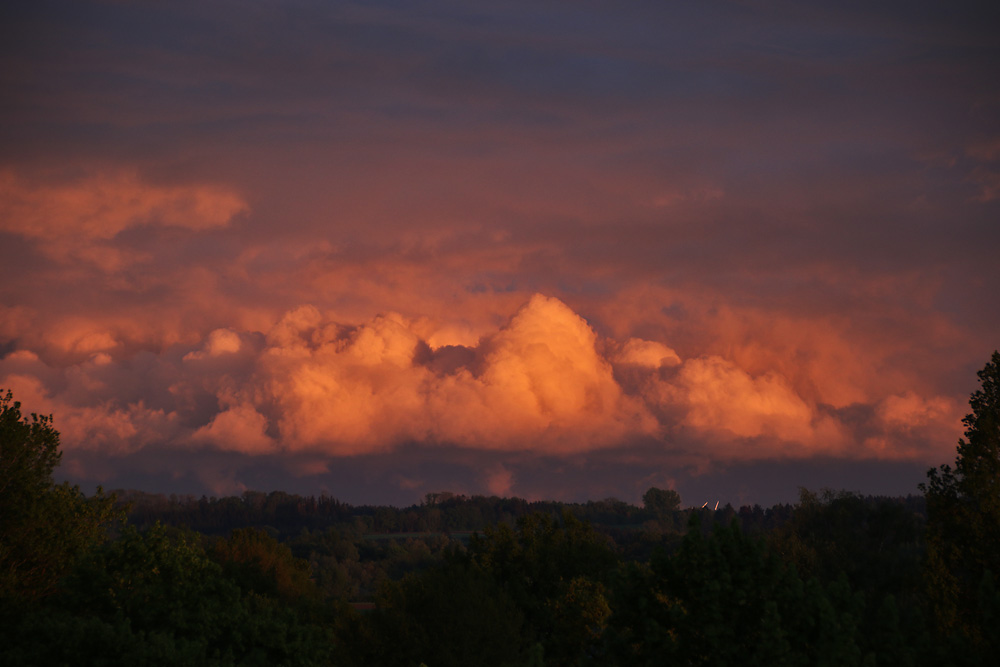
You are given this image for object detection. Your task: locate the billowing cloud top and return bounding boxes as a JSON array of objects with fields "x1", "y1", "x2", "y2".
[
  {"x1": 0, "y1": 293, "x2": 965, "y2": 480},
  {"x1": 0, "y1": 0, "x2": 996, "y2": 502}
]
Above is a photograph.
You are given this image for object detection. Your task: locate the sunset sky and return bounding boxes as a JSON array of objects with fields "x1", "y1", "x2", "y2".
[{"x1": 1, "y1": 0, "x2": 997, "y2": 506}]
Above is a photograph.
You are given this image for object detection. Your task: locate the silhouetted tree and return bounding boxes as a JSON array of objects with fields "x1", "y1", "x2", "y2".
[
  {"x1": 921, "y1": 350, "x2": 1000, "y2": 653},
  {"x1": 0, "y1": 389, "x2": 121, "y2": 602},
  {"x1": 642, "y1": 487, "x2": 681, "y2": 518},
  {"x1": 769, "y1": 489, "x2": 924, "y2": 603}
]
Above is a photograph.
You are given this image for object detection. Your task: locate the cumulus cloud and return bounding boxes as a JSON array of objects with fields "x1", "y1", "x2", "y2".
[
  {"x1": 192, "y1": 403, "x2": 275, "y2": 455},
  {"x1": 860, "y1": 392, "x2": 963, "y2": 459},
  {"x1": 183, "y1": 328, "x2": 243, "y2": 360},
  {"x1": 614, "y1": 338, "x2": 681, "y2": 369},
  {"x1": 0, "y1": 293, "x2": 965, "y2": 487},
  {"x1": 644, "y1": 355, "x2": 853, "y2": 459},
  {"x1": 248, "y1": 295, "x2": 652, "y2": 454},
  {"x1": 423, "y1": 295, "x2": 652, "y2": 451},
  {"x1": 670, "y1": 357, "x2": 815, "y2": 438},
  {"x1": 259, "y1": 310, "x2": 430, "y2": 454},
  {"x1": 0, "y1": 371, "x2": 180, "y2": 456}
]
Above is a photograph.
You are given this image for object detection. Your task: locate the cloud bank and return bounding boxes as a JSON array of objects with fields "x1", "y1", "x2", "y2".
[{"x1": 0, "y1": 293, "x2": 963, "y2": 488}]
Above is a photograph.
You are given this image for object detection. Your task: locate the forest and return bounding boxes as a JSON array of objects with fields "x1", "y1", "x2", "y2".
[{"x1": 1, "y1": 351, "x2": 998, "y2": 666}]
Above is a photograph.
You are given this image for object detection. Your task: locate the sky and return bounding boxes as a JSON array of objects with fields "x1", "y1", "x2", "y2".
[{"x1": 1, "y1": 0, "x2": 998, "y2": 507}]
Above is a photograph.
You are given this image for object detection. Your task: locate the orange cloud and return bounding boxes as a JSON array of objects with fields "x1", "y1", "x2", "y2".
[
  {"x1": 614, "y1": 338, "x2": 681, "y2": 369},
  {"x1": 41, "y1": 319, "x2": 121, "y2": 356},
  {"x1": 876, "y1": 392, "x2": 957, "y2": 429},
  {"x1": 0, "y1": 170, "x2": 247, "y2": 270},
  {"x1": 0, "y1": 293, "x2": 967, "y2": 478},
  {"x1": 863, "y1": 392, "x2": 963, "y2": 459},
  {"x1": 192, "y1": 403, "x2": 275, "y2": 455},
  {"x1": 260, "y1": 311, "x2": 430, "y2": 453},
  {"x1": 184, "y1": 328, "x2": 243, "y2": 360},
  {"x1": 472, "y1": 294, "x2": 637, "y2": 431},
  {"x1": 424, "y1": 295, "x2": 654, "y2": 452},
  {"x1": 485, "y1": 465, "x2": 515, "y2": 496},
  {"x1": 0, "y1": 372, "x2": 179, "y2": 456},
  {"x1": 642, "y1": 355, "x2": 850, "y2": 459},
  {"x1": 199, "y1": 295, "x2": 655, "y2": 455}
]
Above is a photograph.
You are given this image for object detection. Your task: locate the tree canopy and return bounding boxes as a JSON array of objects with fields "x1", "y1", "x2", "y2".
[
  {"x1": 921, "y1": 350, "x2": 1000, "y2": 650},
  {"x1": 0, "y1": 390, "x2": 121, "y2": 602},
  {"x1": 642, "y1": 487, "x2": 681, "y2": 518}
]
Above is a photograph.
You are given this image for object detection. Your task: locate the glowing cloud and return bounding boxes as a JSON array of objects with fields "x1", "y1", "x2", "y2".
[
  {"x1": 614, "y1": 338, "x2": 682, "y2": 369},
  {"x1": 0, "y1": 170, "x2": 247, "y2": 270},
  {"x1": 474, "y1": 294, "x2": 634, "y2": 427},
  {"x1": 260, "y1": 311, "x2": 430, "y2": 453},
  {"x1": 192, "y1": 403, "x2": 275, "y2": 455},
  {"x1": 0, "y1": 294, "x2": 971, "y2": 489},
  {"x1": 184, "y1": 329, "x2": 243, "y2": 360},
  {"x1": 424, "y1": 295, "x2": 654, "y2": 451}
]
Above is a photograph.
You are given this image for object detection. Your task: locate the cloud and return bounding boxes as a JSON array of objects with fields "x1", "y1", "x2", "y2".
[
  {"x1": 672, "y1": 356, "x2": 815, "y2": 440},
  {"x1": 245, "y1": 295, "x2": 651, "y2": 455},
  {"x1": 969, "y1": 167, "x2": 1000, "y2": 202},
  {"x1": 485, "y1": 465, "x2": 514, "y2": 496},
  {"x1": 192, "y1": 402, "x2": 275, "y2": 455},
  {"x1": 419, "y1": 296, "x2": 656, "y2": 452},
  {"x1": 0, "y1": 371, "x2": 180, "y2": 456},
  {"x1": 614, "y1": 338, "x2": 681, "y2": 369},
  {"x1": 451, "y1": 295, "x2": 646, "y2": 443},
  {"x1": 862, "y1": 392, "x2": 963, "y2": 459},
  {"x1": 877, "y1": 392, "x2": 957, "y2": 431},
  {"x1": 183, "y1": 328, "x2": 243, "y2": 360},
  {"x1": 1, "y1": 293, "x2": 966, "y2": 491},
  {"x1": 0, "y1": 170, "x2": 247, "y2": 270},
  {"x1": 966, "y1": 137, "x2": 1000, "y2": 162},
  {"x1": 0, "y1": 0, "x2": 993, "y2": 505},
  {"x1": 259, "y1": 310, "x2": 431, "y2": 454}
]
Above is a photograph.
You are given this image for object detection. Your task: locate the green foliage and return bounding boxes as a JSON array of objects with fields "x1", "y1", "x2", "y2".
[
  {"x1": 547, "y1": 575, "x2": 612, "y2": 663},
  {"x1": 0, "y1": 390, "x2": 61, "y2": 499},
  {"x1": 1, "y1": 523, "x2": 335, "y2": 666},
  {"x1": 66, "y1": 525, "x2": 240, "y2": 630},
  {"x1": 213, "y1": 527, "x2": 318, "y2": 605},
  {"x1": 769, "y1": 489, "x2": 925, "y2": 604},
  {"x1": 469, "y1": 510, "x2": 618, "y2": 665},
  {"x1": 0, "y1": 389, "x2": 122, "y2": 602},
  {"x1": 922, "y1": 351, "x2": 1000, "y2": 650},
  {"x1": 352, "y1": 560, "x2": 523, "y2": 667},
  {"x1": 608, "y1": 514, "x2": 867, "y2": 667}
]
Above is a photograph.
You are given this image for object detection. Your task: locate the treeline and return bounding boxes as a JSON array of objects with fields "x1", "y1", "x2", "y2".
[
  {"x1": 1, "y1": 485, "x2": 975, "y2": 666},
  {"x1": 119, "y1": 486, "x2": 808, "y2": 538},
  {"x1": 116, "y1": 485, "x2": 926, "y2": 568},
  {"x1": 111, "y1": 486, "x2": 926, "y2": 605},
  {"x1": 1, "y1": 351, "x2": 998, "y2": 665}
]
